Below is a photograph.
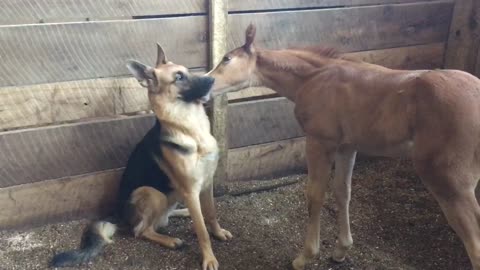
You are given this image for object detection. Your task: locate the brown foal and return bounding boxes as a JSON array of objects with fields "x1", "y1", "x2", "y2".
[{"x1": 207, "y1": 24, "x2": 480, "y2": 270}]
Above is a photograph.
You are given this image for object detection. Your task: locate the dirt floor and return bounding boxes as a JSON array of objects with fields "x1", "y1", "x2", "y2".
[{"x1": 0, "y1": 158, "x2": 471, "y2": 270}]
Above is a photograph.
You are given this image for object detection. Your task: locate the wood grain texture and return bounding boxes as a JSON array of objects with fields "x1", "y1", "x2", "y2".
[
  {"x1": 0, "y1": 115, "x2": 155, "y2": 188},
  {"x1": 0, "y1": 0, "x2": 206, "y2": 25},
  {"x1": 228, "y1": 1, "x2": 452, "y2": 52},
  {"x1": 0, "y1": 169, "x2": 122, "y2": 230},
  {"x1": 228, "y1": 0, "x2": 441, "y2": 12},
  {"x1": 444, "y1": 0, "x2": 480, "y2": 73},
  {"x1": 209, "y1": 0, "x2": 229, "y2": 184},
  {"x1": 0, "y1": 43, "x2": 445, "y2": 131},
  {"x1": 0, "y1": 97, "x2": 302, "y2": 187},
  {"x1": 0, "y1": 136, "x2": 307, "y2": 229},
  {"x1": 347, "y1": 43, "x2": 445, "y2": 69},
  {"x1": 228, "y1": 137, "x2": 306, "y2": 181},
  {"x1": 0, "y1": 16, "x2": 207, "y2": 88},
  {"x1": 228, "y1": 97, "x2": 304, "y2": 148}
]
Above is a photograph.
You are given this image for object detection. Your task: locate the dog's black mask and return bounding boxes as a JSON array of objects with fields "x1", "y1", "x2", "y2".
[{"x1": 179, "y1": 76, "x2": 215, "y2": 103}]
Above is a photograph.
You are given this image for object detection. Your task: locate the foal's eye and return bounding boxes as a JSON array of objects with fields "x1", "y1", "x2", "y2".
[
  {"x1": 223, "y1": 55, "x2": 232, "y2": 63},
  {"x1": 175, "y1": 72, "x2": 185, "y2": 81}
]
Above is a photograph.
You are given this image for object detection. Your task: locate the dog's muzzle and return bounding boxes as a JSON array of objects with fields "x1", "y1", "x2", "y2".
[{"x1": 181, "y1": 76, "x2": 215, "y2": 103}]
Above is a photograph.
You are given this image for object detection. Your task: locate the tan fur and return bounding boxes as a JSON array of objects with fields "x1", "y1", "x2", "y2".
[
  {"x1": 126, "y1": 47, "x2": 232, "y2": 270},
  {"x1": 208, "y1": 24, "x2": 480, "y2": 270}
]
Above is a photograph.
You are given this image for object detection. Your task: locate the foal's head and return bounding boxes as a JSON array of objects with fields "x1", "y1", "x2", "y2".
[{"x1": 207, "y1": 24, "x2": 258, "y2": 94}]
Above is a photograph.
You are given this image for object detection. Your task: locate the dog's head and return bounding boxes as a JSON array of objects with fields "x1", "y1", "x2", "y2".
[{"x1": 126, "y1": 44, "x2": 215, "y2": 104}]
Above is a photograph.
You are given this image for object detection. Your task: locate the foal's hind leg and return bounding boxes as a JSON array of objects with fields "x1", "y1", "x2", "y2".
[
  {"x1": 292, "y1": 137, "x2": 335, "y2": 270},
  {"x1": 331, "y1": 148, "x2": 357, "y2": 262},
  {"x1": 415, "y1": 161, "x2": 480, "y2": 270}
]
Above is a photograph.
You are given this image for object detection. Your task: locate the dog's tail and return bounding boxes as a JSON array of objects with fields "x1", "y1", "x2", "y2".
[{"x1": 50, "y1": 221, "x2": 117, "y2": 267}]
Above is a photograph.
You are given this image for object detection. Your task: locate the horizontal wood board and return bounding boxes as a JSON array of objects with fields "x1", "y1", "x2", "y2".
[
  {"x1": 0, "y1": 16, "x2": 208, "y2": 88},
  {"x1": 227, "y1": 1, "x2": 452, "y2": 51},
  {"x1": 0, "y1": 97, "x2": 301, "y2": 187},
  {"x1": 0, "y1": 137, "x2": 307, "y2": 229}
]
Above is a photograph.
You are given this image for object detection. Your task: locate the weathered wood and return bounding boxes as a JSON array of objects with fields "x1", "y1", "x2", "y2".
[
  {"x1": 0, "y1": 97, "x2": 301, "y2": 187},
  {"x1": 228, "y1": 137, "x2": 306, "y2": 181},
  {"x1": 348, "y1": 43, "x2": 445, "y2": 70},
  {"x1": 0, "y1": 0, "x2": 206, "y2": 25},
  {"x1": 229, "y1": 0, "x2": 441, "y2": 12},
  {"x1": 228, "y1": 1, "x2": 452, "y2": 52},
  {"x1": 0, "y1": 115, "x2": 155, "y2": 188},
  {"x1": 444, "y1": 0, "x2": 480, "y2": 73},
  {"x1": 0, "y1": 44, "x2": 444, "y2": 131},
  {"x1": 0, "y1": 137, "x2": 307, "y2": 229},
  {"x1": 0, "y1": 16, "x2": 207, "y2": 88},
  {"x1": 0, "y1": 169, "x2": 122, "y2": 230},
  {"x1": 228, "y1": 98, "x2": 303, "y2": 148},
  {"x1": 209, "y1": 0, "x2": 229, "y2": 184}
]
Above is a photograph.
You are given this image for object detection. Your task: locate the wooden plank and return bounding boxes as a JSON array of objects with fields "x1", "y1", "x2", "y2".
[
  {"x1": 228, "y1": 1, "x2": 453, "y2": 52},
  {"x1": 347, "y1": 43, "x2": 445, "y2": 70},
  {"x1": 0, "y1": 43, "x2": 444, "y2": 131},
  {"x1": 0, "y1": 0, "x2": 206, "y2": 25},
  {"x1": 0, "y1": 97, "x2": 302, "y2": 187},
  {"x1": 227, "y1": 97, "x2": 304, "y2": 148},
  {"x1": 0, "y1": 16, "x2": 207, "y2": 88},
  {"x1": 444, "y1": 0, "x2": 480, "y2": 73},
  {"x1": 229, "y1": 0, "x2": 441, "y2": 12},
  {"x1": 209, "y1": 0, "x2": 229, "y2": 185},
  {"x1": 0, "y1": 78, "x2": 117, "y2": 131},
  {"x1": 0, "y1": 169, "x2": 122, "y2": 230},
  {"x1": 228, "y1": 137, "x2": 306, "y2": 181},
  {"x1": 0, "y1": 115, "x2": 155, "y2": 188},
  {"x1": 0, "y1": 136, "x2": 307, "y2": 229}
]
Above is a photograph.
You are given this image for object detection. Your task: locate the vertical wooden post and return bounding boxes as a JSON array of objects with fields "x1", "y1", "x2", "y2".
[
  {"x1": 444, "y1": 0, "x2": 480, "y2": 75},
  {"x1": 208, "y1": 0, "x2": 229, "y2": 188}
]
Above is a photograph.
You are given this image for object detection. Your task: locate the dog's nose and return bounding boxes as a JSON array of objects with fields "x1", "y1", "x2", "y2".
[{"x1": 205, "y1": 76, "x2": 215, "y2": 86}]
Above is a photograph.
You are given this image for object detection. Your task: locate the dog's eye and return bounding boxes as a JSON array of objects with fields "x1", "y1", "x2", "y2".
[
  {"x1": 223, "y1": 55, "x2": 232, "y2": 63},
  {"x1": 175, "y1": 72, "x2": 185, "y2": 81}
]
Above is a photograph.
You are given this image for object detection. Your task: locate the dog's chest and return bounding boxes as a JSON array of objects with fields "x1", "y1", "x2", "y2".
[{"x1": 193, "y1": 135, "x2": 219, "y2": 188}]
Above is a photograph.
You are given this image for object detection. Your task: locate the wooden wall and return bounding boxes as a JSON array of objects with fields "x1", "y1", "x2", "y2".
[{"x1": 0, "y1": 0, "x2": 455, "y2": 229}]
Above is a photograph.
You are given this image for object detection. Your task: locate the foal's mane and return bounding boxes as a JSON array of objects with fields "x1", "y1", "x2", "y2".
[{"x1": 256, "y1": 45, "x2": 347, "y2": 76}]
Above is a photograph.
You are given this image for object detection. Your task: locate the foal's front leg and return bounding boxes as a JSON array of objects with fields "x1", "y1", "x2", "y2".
[
  {"x1": 332, "y1": 148, "x2": 356, "y2": 262},
  {"x1": 293, "y1": 137, "x2": 336, "y2": 270}
]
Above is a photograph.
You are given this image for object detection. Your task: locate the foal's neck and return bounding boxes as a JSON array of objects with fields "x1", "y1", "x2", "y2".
[{"x1": 255, "y1": 48, "x2": 333, "y2": 102}]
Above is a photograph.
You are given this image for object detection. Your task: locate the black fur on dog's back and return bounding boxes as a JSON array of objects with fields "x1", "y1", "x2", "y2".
[
  {"x1": 115, "y1": 119, "x2": 174, "y2": 218},
  {"x1": 51, "y1": 120, "x2": 174, "y2": 267}
]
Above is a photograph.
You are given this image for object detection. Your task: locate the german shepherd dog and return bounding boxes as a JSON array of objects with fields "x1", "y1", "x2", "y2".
[{"x1": 51, "y1": 45, "x2": 232, "y2": 270}]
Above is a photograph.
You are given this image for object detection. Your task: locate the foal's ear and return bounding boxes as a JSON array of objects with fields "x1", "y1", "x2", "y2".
[
  {"x1": 244, "y1": 23, "x2": 256, "y2": 53},
  {"x1": 156, "y1": 43, "x2": 168, "y2": 67},
  {"x1": 126, "y1": 60, "x2": 155, "y2": 88}
]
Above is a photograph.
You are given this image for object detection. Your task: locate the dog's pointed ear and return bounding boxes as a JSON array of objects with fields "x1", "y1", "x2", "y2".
[
  {"x1": 244, "y1": 23, "x2": 256, "y2": 53},
  {"x1": 156, "y1": 43, "x2": 168, "y2": 67},
  {"x1": 126, "y1": 60, "x2": 155, "y2": 88}
]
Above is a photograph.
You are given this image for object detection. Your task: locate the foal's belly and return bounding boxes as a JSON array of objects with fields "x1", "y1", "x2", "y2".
[{"x1": 355, "y1": 140, "x2": 414, "y2": 158}]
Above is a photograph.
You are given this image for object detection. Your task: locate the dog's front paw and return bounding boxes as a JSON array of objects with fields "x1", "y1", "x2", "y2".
[
  {"x1": 212, "y1": 228, "x2": 233, "y2": 241},
  {"x1": 202, "y1": 255, "x2": 219, "y2": 270}
]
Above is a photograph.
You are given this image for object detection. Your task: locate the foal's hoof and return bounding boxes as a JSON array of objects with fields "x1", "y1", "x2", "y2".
[
  {"x1": 331, "y1": 251, "x2": 347, "y2": 263},
  {"x1": 292, "y1": 255, "x2": 306, "y2": 270}
]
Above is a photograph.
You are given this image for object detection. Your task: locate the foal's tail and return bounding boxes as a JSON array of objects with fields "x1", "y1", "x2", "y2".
[{"x1": 50, "y1": 221, "x2": 117, "y2": 268}]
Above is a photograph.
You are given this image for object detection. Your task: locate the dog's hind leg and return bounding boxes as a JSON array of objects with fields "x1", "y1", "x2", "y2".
[{"x1": 128, "y1": 187, "x2": 184, "y2": 249}]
